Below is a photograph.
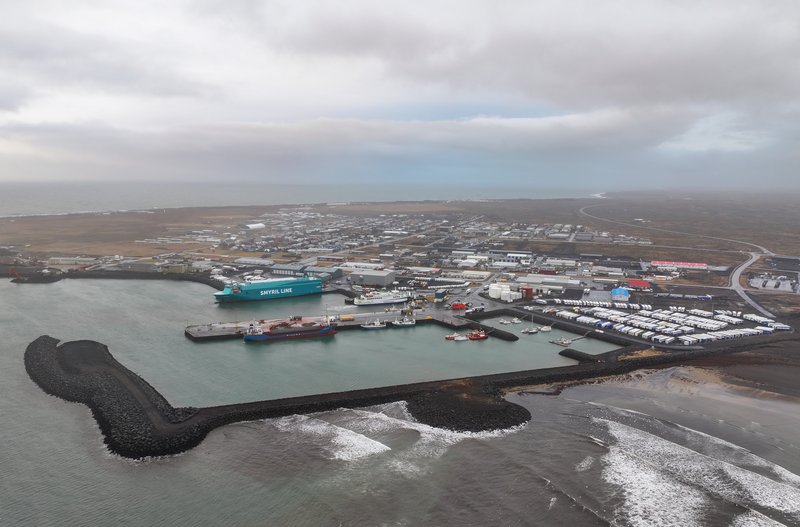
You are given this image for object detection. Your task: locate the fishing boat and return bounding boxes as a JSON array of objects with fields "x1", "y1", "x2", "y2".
[
  {"x1": 511, "y1": 317, "x2": 522, "y2": 324},
  {"x1": 467, "y1": 329, "x2": 488, "y2": 340},
  {"x1": 453, "y1": 334, "x2": 469, "y2": 341},
  {"x1": 445, "y1": 332, "x2": 459, "y2": 340},
  {"x1": 360, "y1": 319, "x2": 387, "y2": 329},
  {"x1": 391, "y1": 316, "x2": 416, "y2": 327}
]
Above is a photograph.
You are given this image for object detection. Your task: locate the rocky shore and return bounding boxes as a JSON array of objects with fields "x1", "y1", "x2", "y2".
[{"x1": 24, "y1": 333, "x2": 797, "y2": 459}]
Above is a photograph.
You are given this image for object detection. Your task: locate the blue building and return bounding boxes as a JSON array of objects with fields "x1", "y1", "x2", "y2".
[{"x1": 611, "y1": 287, "x2": 631, "y2": 301}]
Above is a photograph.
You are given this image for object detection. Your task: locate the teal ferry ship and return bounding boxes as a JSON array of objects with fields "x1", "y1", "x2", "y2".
[{"x1": 214, "y1": 276, "x2": 322, "y2": 303}]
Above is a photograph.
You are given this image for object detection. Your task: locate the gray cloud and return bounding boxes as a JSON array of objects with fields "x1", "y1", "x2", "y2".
[
  {"x1": 0, "y1": 16, "x2": 210, "y2": 98},
  {"x1": 0, "y1": 0, "x2": 798, "y2": 188},
  {"x1": 252, "y1": 1, "x2": 800, "y2": 108}
]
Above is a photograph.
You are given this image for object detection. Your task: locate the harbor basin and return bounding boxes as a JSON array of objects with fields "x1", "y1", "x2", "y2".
[{"x1": 2, "y1": 279, "x2": 617, "y2": 407}]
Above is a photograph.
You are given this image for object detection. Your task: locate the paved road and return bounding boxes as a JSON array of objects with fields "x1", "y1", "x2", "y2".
[{"x1": 579, "y1": 204, "x2": 776, "y2": 318}]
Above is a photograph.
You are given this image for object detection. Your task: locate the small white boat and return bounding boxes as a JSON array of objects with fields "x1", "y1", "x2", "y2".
[
  {"x1": 361, "y1": 319, "x2": 387, "y2": 329},
  {"x1": 538, "y1": 325, "x2": 552, "y2": 332},
  {"x1": 453, "y1": 335, "x2": 469, "y2": 341},
  {"x1": 498, "y1": 319, "x2": 511, "y2": 325},
  {"x1": 521, "y1": 327, "x2": 539, "y2": 334},
  {"x1": 391, "y1": 316, "x2": 416, "y2": 327},
  {"x1": 511, "y1": 317, "x2": 522, "y2": 324}
]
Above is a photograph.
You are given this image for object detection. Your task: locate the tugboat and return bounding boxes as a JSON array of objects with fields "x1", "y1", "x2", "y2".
[{"x1": 467, "y1": 329, "x2": 488, "y2": 340}]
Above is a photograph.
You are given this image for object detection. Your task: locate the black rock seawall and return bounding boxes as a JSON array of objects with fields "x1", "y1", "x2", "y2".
[
  {"x1": 25, "y1": 334, "x2": 796, "y2": 459},
  {"x1": 24, "y1": 336, "x2": 531, "y2": 458}
]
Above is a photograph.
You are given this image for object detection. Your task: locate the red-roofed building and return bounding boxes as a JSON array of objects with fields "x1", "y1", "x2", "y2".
[{"x1": 627, "y1": 279, "x2": 651, "y2": 289}]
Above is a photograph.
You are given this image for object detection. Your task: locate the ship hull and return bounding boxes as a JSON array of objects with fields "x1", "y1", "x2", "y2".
[
  {"x1": 244, "y1": 326, "x2": 337, "y2": 342},
  {"x1": 215, "y1": 279, "x2": 322, "y2": 303}
]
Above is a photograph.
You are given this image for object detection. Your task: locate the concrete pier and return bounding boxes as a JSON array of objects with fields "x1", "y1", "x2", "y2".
[{"x1": 184, "y1": 311, "x2": 519, "y2": 342}]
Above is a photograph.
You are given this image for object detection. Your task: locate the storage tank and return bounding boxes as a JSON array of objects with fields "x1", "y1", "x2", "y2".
[
  {"x1": 500, "y1": 290, "x2": 512, "y2": 301},
  {"x1": 488, "y1": 284, "x2": 502, "y2": 299},
  {"x1": 521, "y1": 286, "x2": 534, "y2": 300}
]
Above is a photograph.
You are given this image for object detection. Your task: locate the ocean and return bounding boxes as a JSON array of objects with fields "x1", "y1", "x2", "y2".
[
  {"x1": 3, "y1": 279, "x2": 799, "y2": 526},
  {"x1": 0, "y1": 181, "x2": 603, "y2": 217}
]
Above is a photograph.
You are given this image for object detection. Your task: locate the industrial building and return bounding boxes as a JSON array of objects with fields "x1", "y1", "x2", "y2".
[
  {"x1": 348, "y1": 269, "x2": 396, "y2": 287},
  {"x1": 611, "y1": 288, "x2": 631, "y2": 301},
  {"x1": 270, "y1": 263, "x2": 308, "y2": 276},
  {"x1": 516, "y1": 273, "x2": 581, "y2": 289},
  {"x1": 443, "y1": 270, "x2": 492, "y2": 281},
  {"x1": 46, "y1": 257, "x2": 98, "y2": 270},
  {"x1": 303, "y1": 266, "x2": 343, "y2": 281},
  {"x1": 233, "y1": 257, "x2": 275, "y2": 267}
]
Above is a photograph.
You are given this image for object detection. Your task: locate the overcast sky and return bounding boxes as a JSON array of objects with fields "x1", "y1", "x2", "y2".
[{"x1": 1, "y1": 0, "x2": 798, "y2": 188}]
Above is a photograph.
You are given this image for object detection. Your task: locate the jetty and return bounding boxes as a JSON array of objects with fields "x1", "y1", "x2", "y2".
[
  {"x1": 24, "y1": 332, "x2": 798, "y2": 459},
  {"x1": 184, "y1": 310, "x2": 519, "y2": 342}
]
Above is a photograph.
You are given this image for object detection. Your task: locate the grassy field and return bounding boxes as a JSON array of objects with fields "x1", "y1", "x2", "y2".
[
  {"x1": 0, "y1": 206, "x2": 270, "y2": 257},
  {"x1": 2, "y1": 193, "x2": 796, "y2": 262}
]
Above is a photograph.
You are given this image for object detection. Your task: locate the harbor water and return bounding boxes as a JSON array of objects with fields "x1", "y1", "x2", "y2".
[{"x1": 2, "y1": 279, "x2": 799, "y2": 526}]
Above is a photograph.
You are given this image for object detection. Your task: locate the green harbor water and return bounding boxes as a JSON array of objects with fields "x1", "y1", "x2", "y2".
[{"x1": 2, "y1": 279, "x2": 616, "y2": 407}]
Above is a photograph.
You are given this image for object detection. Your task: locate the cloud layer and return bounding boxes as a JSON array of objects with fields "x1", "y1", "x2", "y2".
[{"x1": 1, "y1": 0, "x2": 798, "y2": 187}]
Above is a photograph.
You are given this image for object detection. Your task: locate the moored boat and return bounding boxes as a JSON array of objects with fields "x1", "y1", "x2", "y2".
[
  {"x1": 467, "y1": 329, "x2": 488, "y2": 340},
  {"x1": 215, "y1": 276, "x2": 322, "y2": 303},
  {"x1": 353, "y1": 290, "x2": 412, "y2": 306},
  {"x1": 244, "y1": 316, "x2": 337, "y2": 343},
  {"x1": 390, "y1": 316, "x2": 416, "y2": 327},
  {"x1": 360, "y1": 319, "x2": 387, "y2": 329}
]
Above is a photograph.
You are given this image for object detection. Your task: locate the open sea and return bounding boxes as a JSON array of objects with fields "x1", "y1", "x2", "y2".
[
  {"x1": 0, "y1": 181, "x2": 604, "y2": 218},
  {"x1": 2, "y1": 279, "x2": 800, "y2": 526}
]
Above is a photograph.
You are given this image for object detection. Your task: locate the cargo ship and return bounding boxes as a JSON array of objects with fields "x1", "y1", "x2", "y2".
[
  {"x1": 244, "y1": 316, "x2": 337, "y2": 342},
  {"x1": 352, "y1": 290, "x2": 411, "y2": 306},
  {"x1": 214, "y1": 276, "x2": 322, "y2": 303}
]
